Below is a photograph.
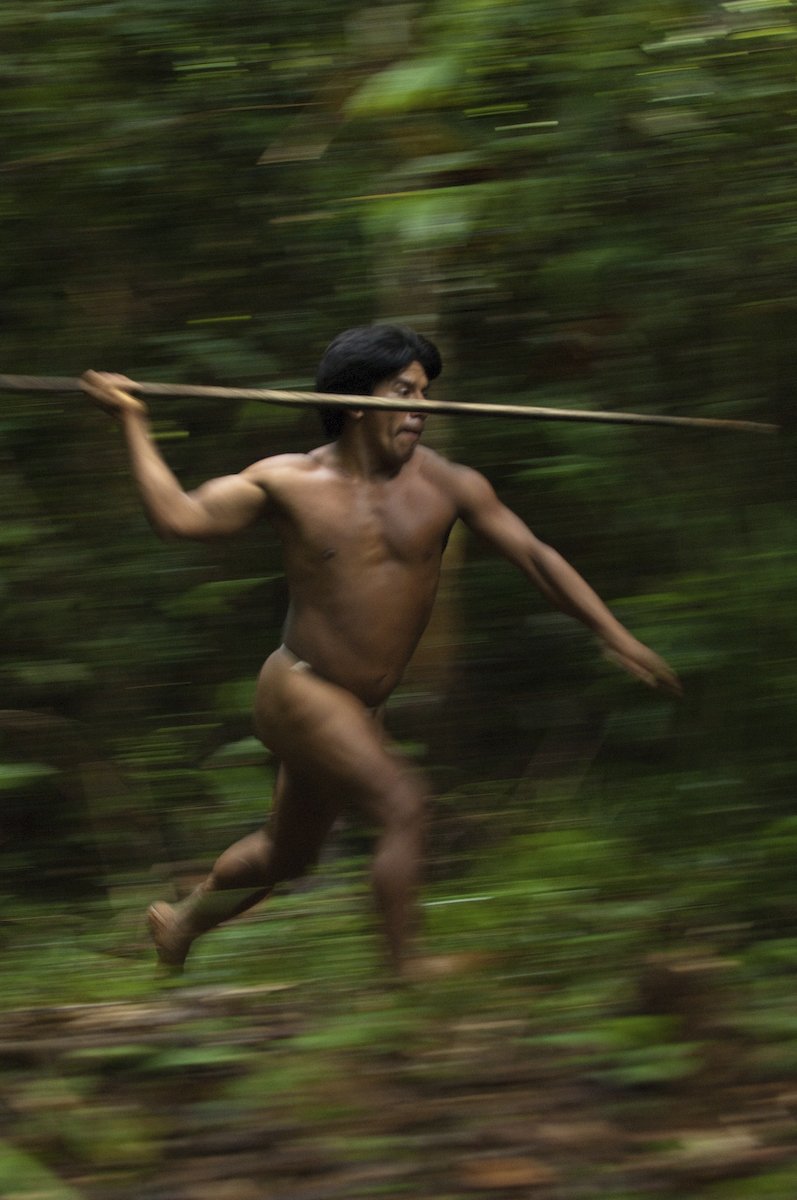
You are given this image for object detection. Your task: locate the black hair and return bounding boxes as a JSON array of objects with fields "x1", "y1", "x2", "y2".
[{"x1": 315, "y1": 324, "x2": 442, "y2": 438}]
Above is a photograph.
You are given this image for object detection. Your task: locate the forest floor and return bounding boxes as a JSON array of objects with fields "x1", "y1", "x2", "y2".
[{"x1": 4, "y1": 887, "x2": 797, "y2": 1200}]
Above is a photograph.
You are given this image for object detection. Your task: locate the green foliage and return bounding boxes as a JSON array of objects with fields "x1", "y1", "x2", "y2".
[
  {"x1": 0, "y1": 763, "x2": 57, "y2": 789},
  {"x1": 0, "y1": 2, "x2": 794, "y2": 1110},
  {"x1": 5, "y1": 0, "x2": 796, "y2": 1147},
  {"x1": 0, "y1": 1139, "x2": 82, "y2": 1200},
  {"x1": 345, "y1": 54, "x2": 463, "y2": 116},
  {"x1": 588, "y1": 1016, "x2": 703, "y2": 1086},
  {"x1": 526, "y1": 1015, "x2": 702, "y2": 1086},
  {"x1": 702, "y1": 1167, "x2": 797, "y2": 1199}
]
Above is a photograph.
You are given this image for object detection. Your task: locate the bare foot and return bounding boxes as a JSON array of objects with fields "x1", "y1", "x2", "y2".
[{"x1": 146, "y1": 901, "x2": 193, "y2": 971}]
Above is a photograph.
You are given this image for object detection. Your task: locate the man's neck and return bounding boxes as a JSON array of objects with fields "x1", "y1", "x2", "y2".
[{"x1": 332, "y1": 430, "x2": 405, "y2": 481}]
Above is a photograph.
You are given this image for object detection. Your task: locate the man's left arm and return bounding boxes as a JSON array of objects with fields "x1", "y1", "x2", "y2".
[{"x1": 453, "y1": 464, "x2": 681, "y2": 696}]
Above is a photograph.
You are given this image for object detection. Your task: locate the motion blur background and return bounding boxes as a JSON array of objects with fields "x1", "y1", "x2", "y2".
[
  {"x1": 3, "y1": 0, "x2": 796, "y2": 969},
  {"x1": 1, "y1": 6, "x2": 796, "y2": 1189}
]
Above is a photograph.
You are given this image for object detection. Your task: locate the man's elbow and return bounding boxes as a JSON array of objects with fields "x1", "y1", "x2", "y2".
[
  {"x1": 530, "y1": 539, "x2": 562, "y2": 571},
  {"x1": 147, "y1": 511, "x2": 201, "y2": 542},
  {"x1": 147, "y1": 516, "x2": 179, "y2": 542}
]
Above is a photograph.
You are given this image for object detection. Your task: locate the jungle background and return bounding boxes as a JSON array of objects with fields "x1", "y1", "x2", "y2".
[{"x1": 1, "y1": 1, "x2": 796, "y2": 1197}]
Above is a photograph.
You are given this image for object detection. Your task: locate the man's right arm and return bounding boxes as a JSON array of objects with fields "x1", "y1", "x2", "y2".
[{"x1": 81, "y1": 371, "x2": 267, "y2": 540}]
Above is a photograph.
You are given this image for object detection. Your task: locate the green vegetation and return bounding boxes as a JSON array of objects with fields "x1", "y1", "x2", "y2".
[{"x1": 1, "y1": 1, "x2": 796, "y2": 1196}]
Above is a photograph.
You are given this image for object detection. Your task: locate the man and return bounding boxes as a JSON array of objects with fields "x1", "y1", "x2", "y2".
[{"x1": 81, "y1": 324, "x2": 679, "y2": 976}]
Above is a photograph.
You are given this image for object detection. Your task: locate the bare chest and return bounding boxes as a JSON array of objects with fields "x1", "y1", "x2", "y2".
[{"x1": 274, "y1": 476, "x2": 455, "y2": 568}]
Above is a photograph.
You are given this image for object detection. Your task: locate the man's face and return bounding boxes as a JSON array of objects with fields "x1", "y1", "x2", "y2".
[{"x1": 364, "y1": 360, "x2": 430, "y2": 467}]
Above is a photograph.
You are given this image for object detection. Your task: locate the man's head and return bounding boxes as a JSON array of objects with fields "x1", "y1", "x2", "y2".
[{"x1": 315, "y1": 324, "x2": 442, "y2": 437}]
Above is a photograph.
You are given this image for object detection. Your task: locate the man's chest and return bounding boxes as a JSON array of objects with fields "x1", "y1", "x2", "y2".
[{"x1": 274, "y1": 476, "x2": 456, "y2": 566}]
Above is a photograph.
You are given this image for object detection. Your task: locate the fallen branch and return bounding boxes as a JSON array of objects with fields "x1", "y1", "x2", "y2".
[{"x1": 0, "y1": 373, "x2": 779, "y2": 433}]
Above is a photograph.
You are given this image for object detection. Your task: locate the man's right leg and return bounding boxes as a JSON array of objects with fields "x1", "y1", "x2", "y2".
[{"x1": 147, "y1": 765, "x2": 338, "y2": 969}]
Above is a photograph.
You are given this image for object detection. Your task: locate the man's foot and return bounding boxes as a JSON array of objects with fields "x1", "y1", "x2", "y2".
[{"x1": 146, "y1": 901, "x2": 193, "y2": 971}]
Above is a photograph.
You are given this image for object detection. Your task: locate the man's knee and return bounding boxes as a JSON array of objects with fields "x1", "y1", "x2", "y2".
[
  {"x1": 380, "y1": 774, "x2": 426, "y2": 833},
  {"x1": 212, "y1": 841, "x2": 318, "y2": 889}
]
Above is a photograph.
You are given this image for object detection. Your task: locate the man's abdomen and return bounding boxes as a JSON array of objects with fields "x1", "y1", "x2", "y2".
[{"x1": 282, "y1": 572, "x2": 439, "y2": 707}]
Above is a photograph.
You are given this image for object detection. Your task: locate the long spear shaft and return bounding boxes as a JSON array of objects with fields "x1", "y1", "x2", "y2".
[{"x1": 0, "y1": 373, "x2": 778, "y2": 434}]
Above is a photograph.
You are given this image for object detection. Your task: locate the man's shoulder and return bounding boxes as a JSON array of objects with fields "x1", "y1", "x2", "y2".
[
  {"x1": 241, "y1": 449, "x2": 329, "y2": 482},
  {"x1": 415, "y1": 446, "x2": 483, "y2": 488}
]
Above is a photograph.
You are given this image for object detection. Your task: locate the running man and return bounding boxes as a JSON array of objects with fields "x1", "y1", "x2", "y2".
[{"x1": 81, "y1": 325, "x2": 679, "y2": 975}]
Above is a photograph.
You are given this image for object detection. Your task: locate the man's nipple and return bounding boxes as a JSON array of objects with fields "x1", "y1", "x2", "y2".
[{"x1": 321, "y1": 547, "x2": 336, "y2": 560}]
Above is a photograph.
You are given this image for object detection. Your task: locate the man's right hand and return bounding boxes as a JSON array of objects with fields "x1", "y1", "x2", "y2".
[{"x1": 80, "y1": 370, "x2": 148, "y2": 418}]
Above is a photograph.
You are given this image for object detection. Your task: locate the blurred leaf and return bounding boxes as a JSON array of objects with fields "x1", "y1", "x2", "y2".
[
  {"x1": 161, "y1": 576, "x2": 268, "y2": 617},
  {"x1": 0, "y1": 763, "x2": 58, "y2": 790},
  {"x1": 345, "y1": 55, "x2": 462, "y2": 117},
  {"x1": 0, "y1": 1139, "x2": 82, "y2": 1199},
  {"x1": 359, "y1": 185, "x2": 480, "y2": 249}
]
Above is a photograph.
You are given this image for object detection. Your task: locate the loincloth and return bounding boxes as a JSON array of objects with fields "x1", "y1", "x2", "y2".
[
  {"x1": 281, "y1": 643, "x2": 313, "y2": 675},
  {"x1": 279, "y1": 644, "x2": 382, "y2": 720}
]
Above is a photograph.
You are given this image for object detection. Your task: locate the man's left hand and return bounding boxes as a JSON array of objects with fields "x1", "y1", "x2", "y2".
[{"x1": 601, "y1": 634, "x2": 682, "y2": 697}]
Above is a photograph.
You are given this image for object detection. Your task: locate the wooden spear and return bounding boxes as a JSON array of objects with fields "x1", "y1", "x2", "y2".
[{"x1": 0, "y1": 372, "x2": 779, "y2": 433}]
